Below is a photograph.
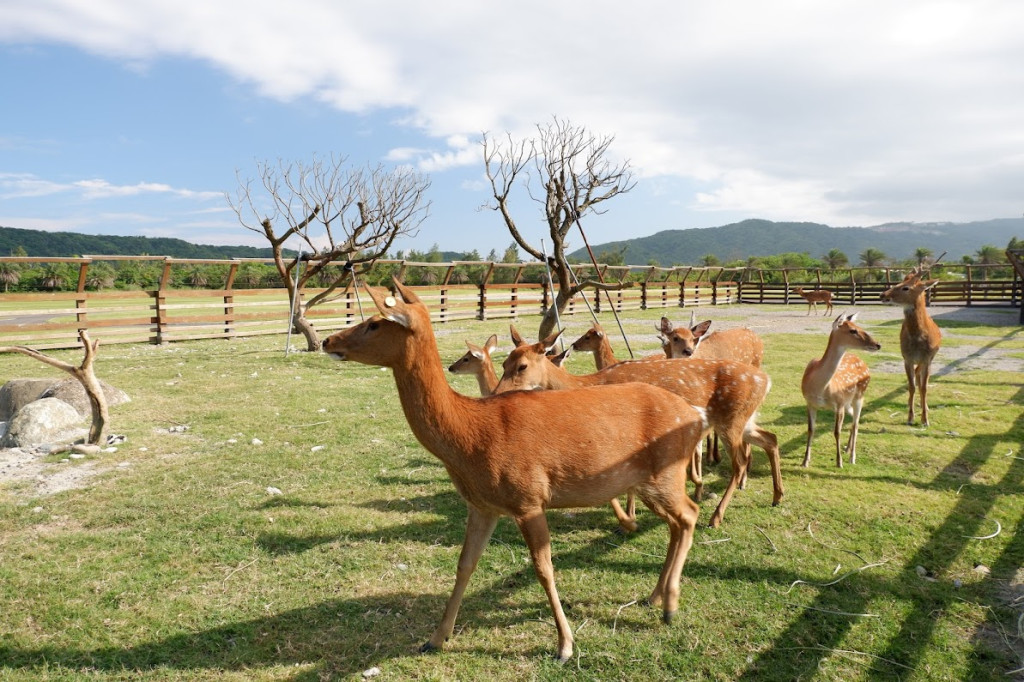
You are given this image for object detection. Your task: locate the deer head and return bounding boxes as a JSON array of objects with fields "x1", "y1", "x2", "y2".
[{"x1": 657, "y1": 316, "x2": 713, "y2": 358}]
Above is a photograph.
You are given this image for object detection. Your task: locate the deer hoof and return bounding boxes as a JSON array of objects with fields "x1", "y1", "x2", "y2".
[
  {"x1": 662, "y1": 610, "x2": 676, "y2": 625},
  {"x1": 419, "y1": 641, "x2": 440, "y2": 654}
]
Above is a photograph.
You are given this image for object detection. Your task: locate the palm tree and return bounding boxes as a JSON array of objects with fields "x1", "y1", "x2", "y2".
[
  {"x1": 39, "y1": 263, "x2": 69, "y2": 291},
  {"x1": 823, "y1": 249, "x2": 849, "y2": 271},
  {"x1": 85, "y1": 263, "x2": 116, "y2": 291},
  {"x1": 699, "y1": 253, "x2": 721, "y2": 267},
  {"x1": 974, "y1": 244, "x2": 1004, "y2": 281},
  {"x1": 859, "y1": 248, "x2": 887, "y2": 267},
  {"x1": 186, "y1": 266, "x2": 209, "y2": 288},
  {"x1": 0, "y1": 262, "x2": 21, "y2": 292}
]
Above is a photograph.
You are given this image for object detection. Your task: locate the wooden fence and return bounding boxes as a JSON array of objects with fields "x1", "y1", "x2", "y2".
[{"x1": 0, "y1": 256, "x2": 1018, "y2": 349}]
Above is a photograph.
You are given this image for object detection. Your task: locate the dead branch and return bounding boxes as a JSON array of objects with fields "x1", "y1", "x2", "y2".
[{"x1": 0, "y1": 330, "x2": 109, "y2": 444}]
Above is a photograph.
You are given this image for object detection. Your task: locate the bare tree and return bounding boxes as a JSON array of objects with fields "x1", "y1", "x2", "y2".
[
  {"x1": 483, "y1": 118, "x2": 636, "y2": 338},
  {"x1": 228, "y1": 154, "x2": 431, "y2": 350}
]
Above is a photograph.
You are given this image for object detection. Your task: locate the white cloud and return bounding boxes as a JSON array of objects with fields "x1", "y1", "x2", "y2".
[{"x1": 2, "y1": 0, "x2": 1023, "y2": 239}]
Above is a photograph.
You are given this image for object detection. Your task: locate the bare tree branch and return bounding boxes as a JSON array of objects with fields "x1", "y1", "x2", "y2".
[
  {"x1": 482, "y1": 117, "x2": 635, "y2": 337},
  {"x1": 227, "y1": 155, "x2": 431, "y2": 350}
]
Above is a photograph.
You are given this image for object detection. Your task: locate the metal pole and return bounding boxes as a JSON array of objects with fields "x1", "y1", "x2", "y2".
[
  {"x1": 540, "y1": 239, "x2": 565, "y2": 350},
  {"x1": 571, "y1": 214, "x2": 634, "y2": 358},
  {"x1": 285, "y1": 249, "x2": 303, "y2": 356}
]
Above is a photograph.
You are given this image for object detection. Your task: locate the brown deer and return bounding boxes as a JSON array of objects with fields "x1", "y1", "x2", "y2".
[
  {"x1": 449, "y1": 333, "x2": 637, "y2": 532},
  {"x1": 794, "y1": 287, "x2": 835, "y2": 316},
  {"x1": 448, "y1": 334, "x2": 499, "y2": 396},
  {"x1": 322, "y1": 279, "x2": 707, "y2": 662},
  {"x1": 801, "y1": 313, "x2": 881, "y2": 467},
  {"x1": 657, "y1": 314, "x2": 765, "y2": 467},
  {"x1": 881, "y1": 270, "x2": 942, "y2": 426},
  {"x1": 569, "y1": 322, "x2": 621, "y2": 370},
  {"x1": 496, "y1": 327, "x2": 783, "y2": 529}
]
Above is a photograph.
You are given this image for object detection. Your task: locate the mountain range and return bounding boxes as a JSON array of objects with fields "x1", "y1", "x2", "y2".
[
  {"x1": 568, "y1": 218, "x2": 1023, "y2": 265},
  {"x1": 1, "y1": 218, "x2": 1020, "y2": 265}
]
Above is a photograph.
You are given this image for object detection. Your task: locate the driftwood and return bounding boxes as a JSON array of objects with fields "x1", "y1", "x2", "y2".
[{"x1": 0, "y1": 331, "x2": 108, "y2": 444}]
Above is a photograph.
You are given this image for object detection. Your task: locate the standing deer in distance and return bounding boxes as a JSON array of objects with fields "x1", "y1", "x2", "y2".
[
  {"x1": 794, "y1": 287, "x2": 835, "y2": 316},
  {"x1": 801, "y1": 313, "x2": 881, "y2": 467},
  {"x1": 496, "y1": 326, "x2": 783, "y2": 529},
  {"x1": 323, "y1": 279, "x2": 707, "y2": 662},
  {"x1": 881, "y1": 269, "x2": 942, "y2": 426}
]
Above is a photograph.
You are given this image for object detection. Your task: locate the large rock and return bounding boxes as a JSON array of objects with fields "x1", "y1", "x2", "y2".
[
  {"x1": 0, "y1": 397, "x2": 87, "y2": 448},
  {"x1": 39, "y1": 377, "x2": 131, "y2": 418},
  {"x1": 0, "y1": 379, "x2": 55, "y2": 422}
]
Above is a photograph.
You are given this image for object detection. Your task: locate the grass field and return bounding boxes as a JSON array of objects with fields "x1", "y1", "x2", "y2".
[{"x1": 0, "y1": 303, "x2": 1022, "y2": 680}]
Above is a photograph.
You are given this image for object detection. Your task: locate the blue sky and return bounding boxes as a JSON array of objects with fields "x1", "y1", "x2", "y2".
[{"x1": 2, "y1": 1, "x2": 1023, "y2": 257}]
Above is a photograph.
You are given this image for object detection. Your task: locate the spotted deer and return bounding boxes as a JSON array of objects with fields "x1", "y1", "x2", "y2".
[
  {"x1": 322, "y1": 279, "x2": 707, "y2": 662},
  {"x1": 881, "y1": 269, "x2": 942, "y2": 426},
  {"x1": 496, "y1": 327, "x2": 783, "y2": 529},
  {"x1": 657, "y1": 314, "x2": 765, "y2": 467},
  {"x1": 801, "y1": 313, "x2": 881, "y2": 467},
  {"x1": 657, "y1": 314, "x2": 764, "y2": 367},
  {"x1": 794, "y1": 287, "x2": 835, "y2": 316}
]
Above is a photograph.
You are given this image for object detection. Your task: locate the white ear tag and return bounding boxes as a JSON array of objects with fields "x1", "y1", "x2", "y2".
[{"x1": 384, "y1": 296, "x2": 397, "y2": 307}]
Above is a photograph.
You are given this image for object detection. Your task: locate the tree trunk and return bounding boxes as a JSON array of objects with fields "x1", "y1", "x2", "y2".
[
  {"x1": 293, "y1": 312, "x2": 322, "y2": 352},
  {"x1": 537, "y1": 289, "x2": 572, "y2": 339}
]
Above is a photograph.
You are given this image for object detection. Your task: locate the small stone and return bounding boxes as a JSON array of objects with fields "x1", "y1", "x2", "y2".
[
  {"x1": 251, "y1": 438, "x2": 264, "y2": 446},
  {"x1": 32, "y1": 507, "x2": 43, "y2": 513},
  {"x1": 226, "y1": 439, "x2": 237, "y2": 444},
  {"x1": 973, "y1": 564, "x2": 991, "y2": 576},
  {"x1": 266, "y1": 486, "x2": 283, "y2": 496},
  {"x1": 69, "y1": 453, "x2": 86, "y2": 460},
  {"x1": 102, "y1": 447, "x2": 117, "y2": 453},
  {"x1": 72, "y1": 444, "x2": 102, "y2": 455},
  {"x1": 396, "y1": 563, "x2": 408, "y2": 571},
  {"x1": 117, "y1": 462, "x2": 130, "y2": 468},
  {"x1": 953, "y1": 579, "x2": 962, "y2": 588},
  {"x1": 915, "y1": 565, "x2": 928, "y2": 577},
  {"x1": 310, "y1": 445, "x2": 325, "y2": 452},
  {"x1": 317, "y1": 408, "x2": 327, "y2": 413},
  {"x1": 362, "y1": 667, "x2": 381, "y2": 679}
]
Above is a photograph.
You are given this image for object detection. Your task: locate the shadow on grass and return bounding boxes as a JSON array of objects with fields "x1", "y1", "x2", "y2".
[{"x1": 740, "y1": 385, "x2": 1024, "y2": 680}]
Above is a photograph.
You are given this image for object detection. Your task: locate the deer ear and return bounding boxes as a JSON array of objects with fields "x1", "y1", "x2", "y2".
[
  {"x1": 659, "y1": 317, "x2": 674, "y2": 333},
  {"x1": 510, "y1": 325, "x2": 526, "y2": 347},
  {"x1": 540, "y1": 329, "x2": 563, "y2": 353},
  {"x1": 365, "y1": 284, "x2": 413, "y2": 328},
  {"x1": 484, "y1": 334, "x2": 498, "y2": 354},
  {"x1": 832, "y1": 313, "x2": 846, "y2": 329},
  {"x1": 391, "y1": 277, "x2": 422, "y2": 304},
  {"x1": 691, "y1": 320, "x2": 713, "y2": 338},
  {"x1": 550, "y1": 348, "x2": 570, "y2": 367},
  {"x1": 922, "y1": 279, "x2": 939, "y2": 291}
]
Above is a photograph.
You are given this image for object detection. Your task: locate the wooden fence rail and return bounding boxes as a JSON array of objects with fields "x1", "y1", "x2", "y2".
[{"x1": 0, "y1": 256, "x2": 1018, "y2": 349}]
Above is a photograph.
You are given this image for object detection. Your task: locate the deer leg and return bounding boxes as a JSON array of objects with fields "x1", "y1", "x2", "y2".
[
  {"x1": 515, "y1": 512, "x2": 573, "y2": 662},
  {"x1": 746, "y1": 425, "x2": 783, "y2": 506},
  {"x1": 847, "y1": 396, "x2": 864, "y2": 465},
  {"x1": 802, "y1": 407, "x2": 817, "y2": 467},
  {"x1": 833, "y1": 408, "x2": 846, "y2": 468},
  {"x1": 689, "y1": 440, "x2": 704, "y2": 502},
  {"x1": 708, "y1": 434, "x2": 744, "y2": 528},
  {"x1": 711, "y1": 433, "x2": 721, "y2": 464},
  {"x1": 610, "y1": 496, "x2": 638, "y2": 533},
  {"x1": 737, "y1": 442, "x2": 751, "y2": 490},
  {"x1": 423, "y1": 505, "x2": 499, "y2": 654},
  {"x1": 903, "y1": 359, "x2": 916, "y2": 425},
  {"x1": 918, "y1": 361, "x2": 932, "y2": 426},
  {"x1": 642, "y1": 463, "x2": 699, "y2": 621}
]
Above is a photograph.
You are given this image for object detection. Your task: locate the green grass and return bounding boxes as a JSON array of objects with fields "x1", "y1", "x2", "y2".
[{"x1": 0, "y1": 305, "x2": 1022, "y2": 680}]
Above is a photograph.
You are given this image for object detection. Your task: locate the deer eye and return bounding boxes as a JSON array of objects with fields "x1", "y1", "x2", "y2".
[{"x1": 367, "y1": 321, "x2": 379, "y2": 331}]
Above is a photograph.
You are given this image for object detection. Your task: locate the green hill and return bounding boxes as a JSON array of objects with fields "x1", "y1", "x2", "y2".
[
  {"x1": 570, "y1": 218, "x2": 1024, "y2": 265},
  {"x1": 0, "y1": 226, "x2": 286, "y2": 259}
]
